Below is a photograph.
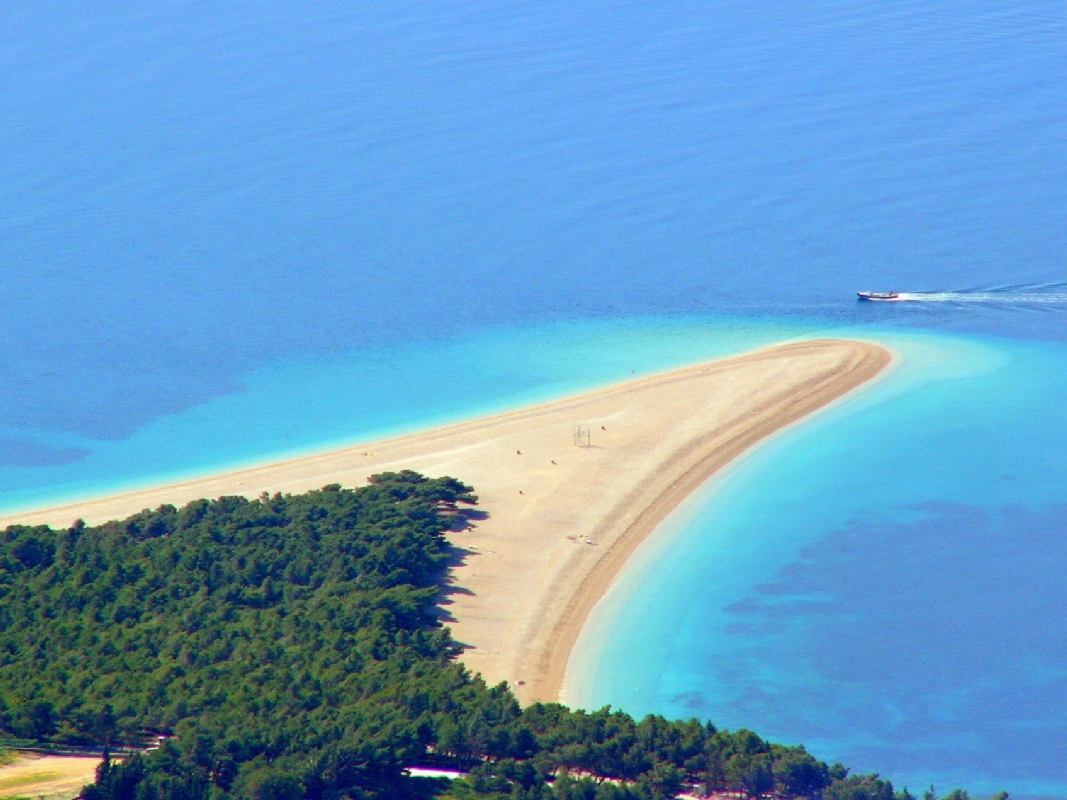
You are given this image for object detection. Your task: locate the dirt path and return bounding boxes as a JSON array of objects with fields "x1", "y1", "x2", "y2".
[{"x1": 0, "y1": 755, "x2": 100, "y2": 799}]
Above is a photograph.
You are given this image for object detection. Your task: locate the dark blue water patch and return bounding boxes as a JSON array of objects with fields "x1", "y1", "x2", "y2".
[
  {"x1": 715, "y1": 502, "x2": 1067, "y2": 786},
  {"x1": 0, "y1": 437, "x2": 89, "y2": 467},
  {"x1": 0, "y1": 341, "x2": 248, "y2": 441}
]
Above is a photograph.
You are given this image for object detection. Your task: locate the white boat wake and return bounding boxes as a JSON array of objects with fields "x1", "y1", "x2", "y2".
[{"x1": 892, "y1": 283, "x2": 1067, "y2": 305}]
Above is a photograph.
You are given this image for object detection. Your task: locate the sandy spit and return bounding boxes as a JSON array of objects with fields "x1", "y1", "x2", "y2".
[{"x1": 0, "y1": 339, "x2": 891, "y2": 705}]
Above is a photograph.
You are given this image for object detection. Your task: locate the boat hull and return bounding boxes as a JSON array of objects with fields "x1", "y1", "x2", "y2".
[{"x1": 857, "y1": 291, "x2": 900, "y2": 302}]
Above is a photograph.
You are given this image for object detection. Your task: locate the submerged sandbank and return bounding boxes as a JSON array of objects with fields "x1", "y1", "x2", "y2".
[{"x1": 0, "y1": 339, "x2": 890, "y2": 703}]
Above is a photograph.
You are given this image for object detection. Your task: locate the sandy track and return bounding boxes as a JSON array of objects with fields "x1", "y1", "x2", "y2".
[{"x1": 0, "y1": 755, "x2": 100, "y2": 799}]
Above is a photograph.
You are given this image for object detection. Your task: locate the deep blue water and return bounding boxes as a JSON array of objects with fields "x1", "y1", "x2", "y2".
[{"x1": 3, "y1": 2, "x2": 1067, "y2": 795}]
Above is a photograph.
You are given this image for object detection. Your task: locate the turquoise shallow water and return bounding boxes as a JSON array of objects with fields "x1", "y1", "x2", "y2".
[
  {"x1": 3, "y1": 1, "x2": 1067, "y2": 795},
  {"x1": 566, "y1": 330, "x2": 1067, "y2": 797},
  {"x1": 0, "y1": 315, "x2": 805, "y2": 513}
]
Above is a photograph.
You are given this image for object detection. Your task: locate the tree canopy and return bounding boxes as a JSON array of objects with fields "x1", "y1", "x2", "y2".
[{"x1": 0, "y1": 473, "x2": 989, "y2": 800}]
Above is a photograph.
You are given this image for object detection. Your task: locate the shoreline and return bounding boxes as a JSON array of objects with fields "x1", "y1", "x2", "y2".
[
  {"x1": 0, "y1": 339, "x2": 891, "y2": 704},
  {"x1": 537, "y1": 339, "x2": 893, "y2": 701}
]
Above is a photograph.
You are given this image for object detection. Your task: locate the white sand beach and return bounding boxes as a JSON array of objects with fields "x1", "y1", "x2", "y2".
[{"x1": 0, "y1": 339, "x2": 891, "y2": 703}]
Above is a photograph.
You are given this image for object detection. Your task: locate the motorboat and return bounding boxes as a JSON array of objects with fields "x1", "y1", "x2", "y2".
[{"x1": 857, "y1": 291, "x2": 900, "y2": 302}]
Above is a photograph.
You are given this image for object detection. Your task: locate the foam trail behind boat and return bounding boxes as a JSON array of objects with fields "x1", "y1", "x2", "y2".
[{"x1": 896, "y1": 283, "x2": 1067, "y2": 304}]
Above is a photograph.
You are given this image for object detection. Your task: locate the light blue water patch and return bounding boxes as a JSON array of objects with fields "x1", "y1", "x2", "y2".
[
  {"x1": 0, "y1": 314, "x2": 811, "y2": 515},
  {"x1": 567, "y1": 331, "x2": 1067, "y2": 798}
]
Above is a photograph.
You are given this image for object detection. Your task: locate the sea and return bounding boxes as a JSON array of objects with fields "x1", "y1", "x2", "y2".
[{"x1": 2, "y1": 2, "x2": 1066, "y2": 796}]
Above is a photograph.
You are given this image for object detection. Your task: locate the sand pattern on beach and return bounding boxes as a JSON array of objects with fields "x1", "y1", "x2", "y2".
[{"x1": 0, "y1": 339, "x2": 890, "y2": 704}]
